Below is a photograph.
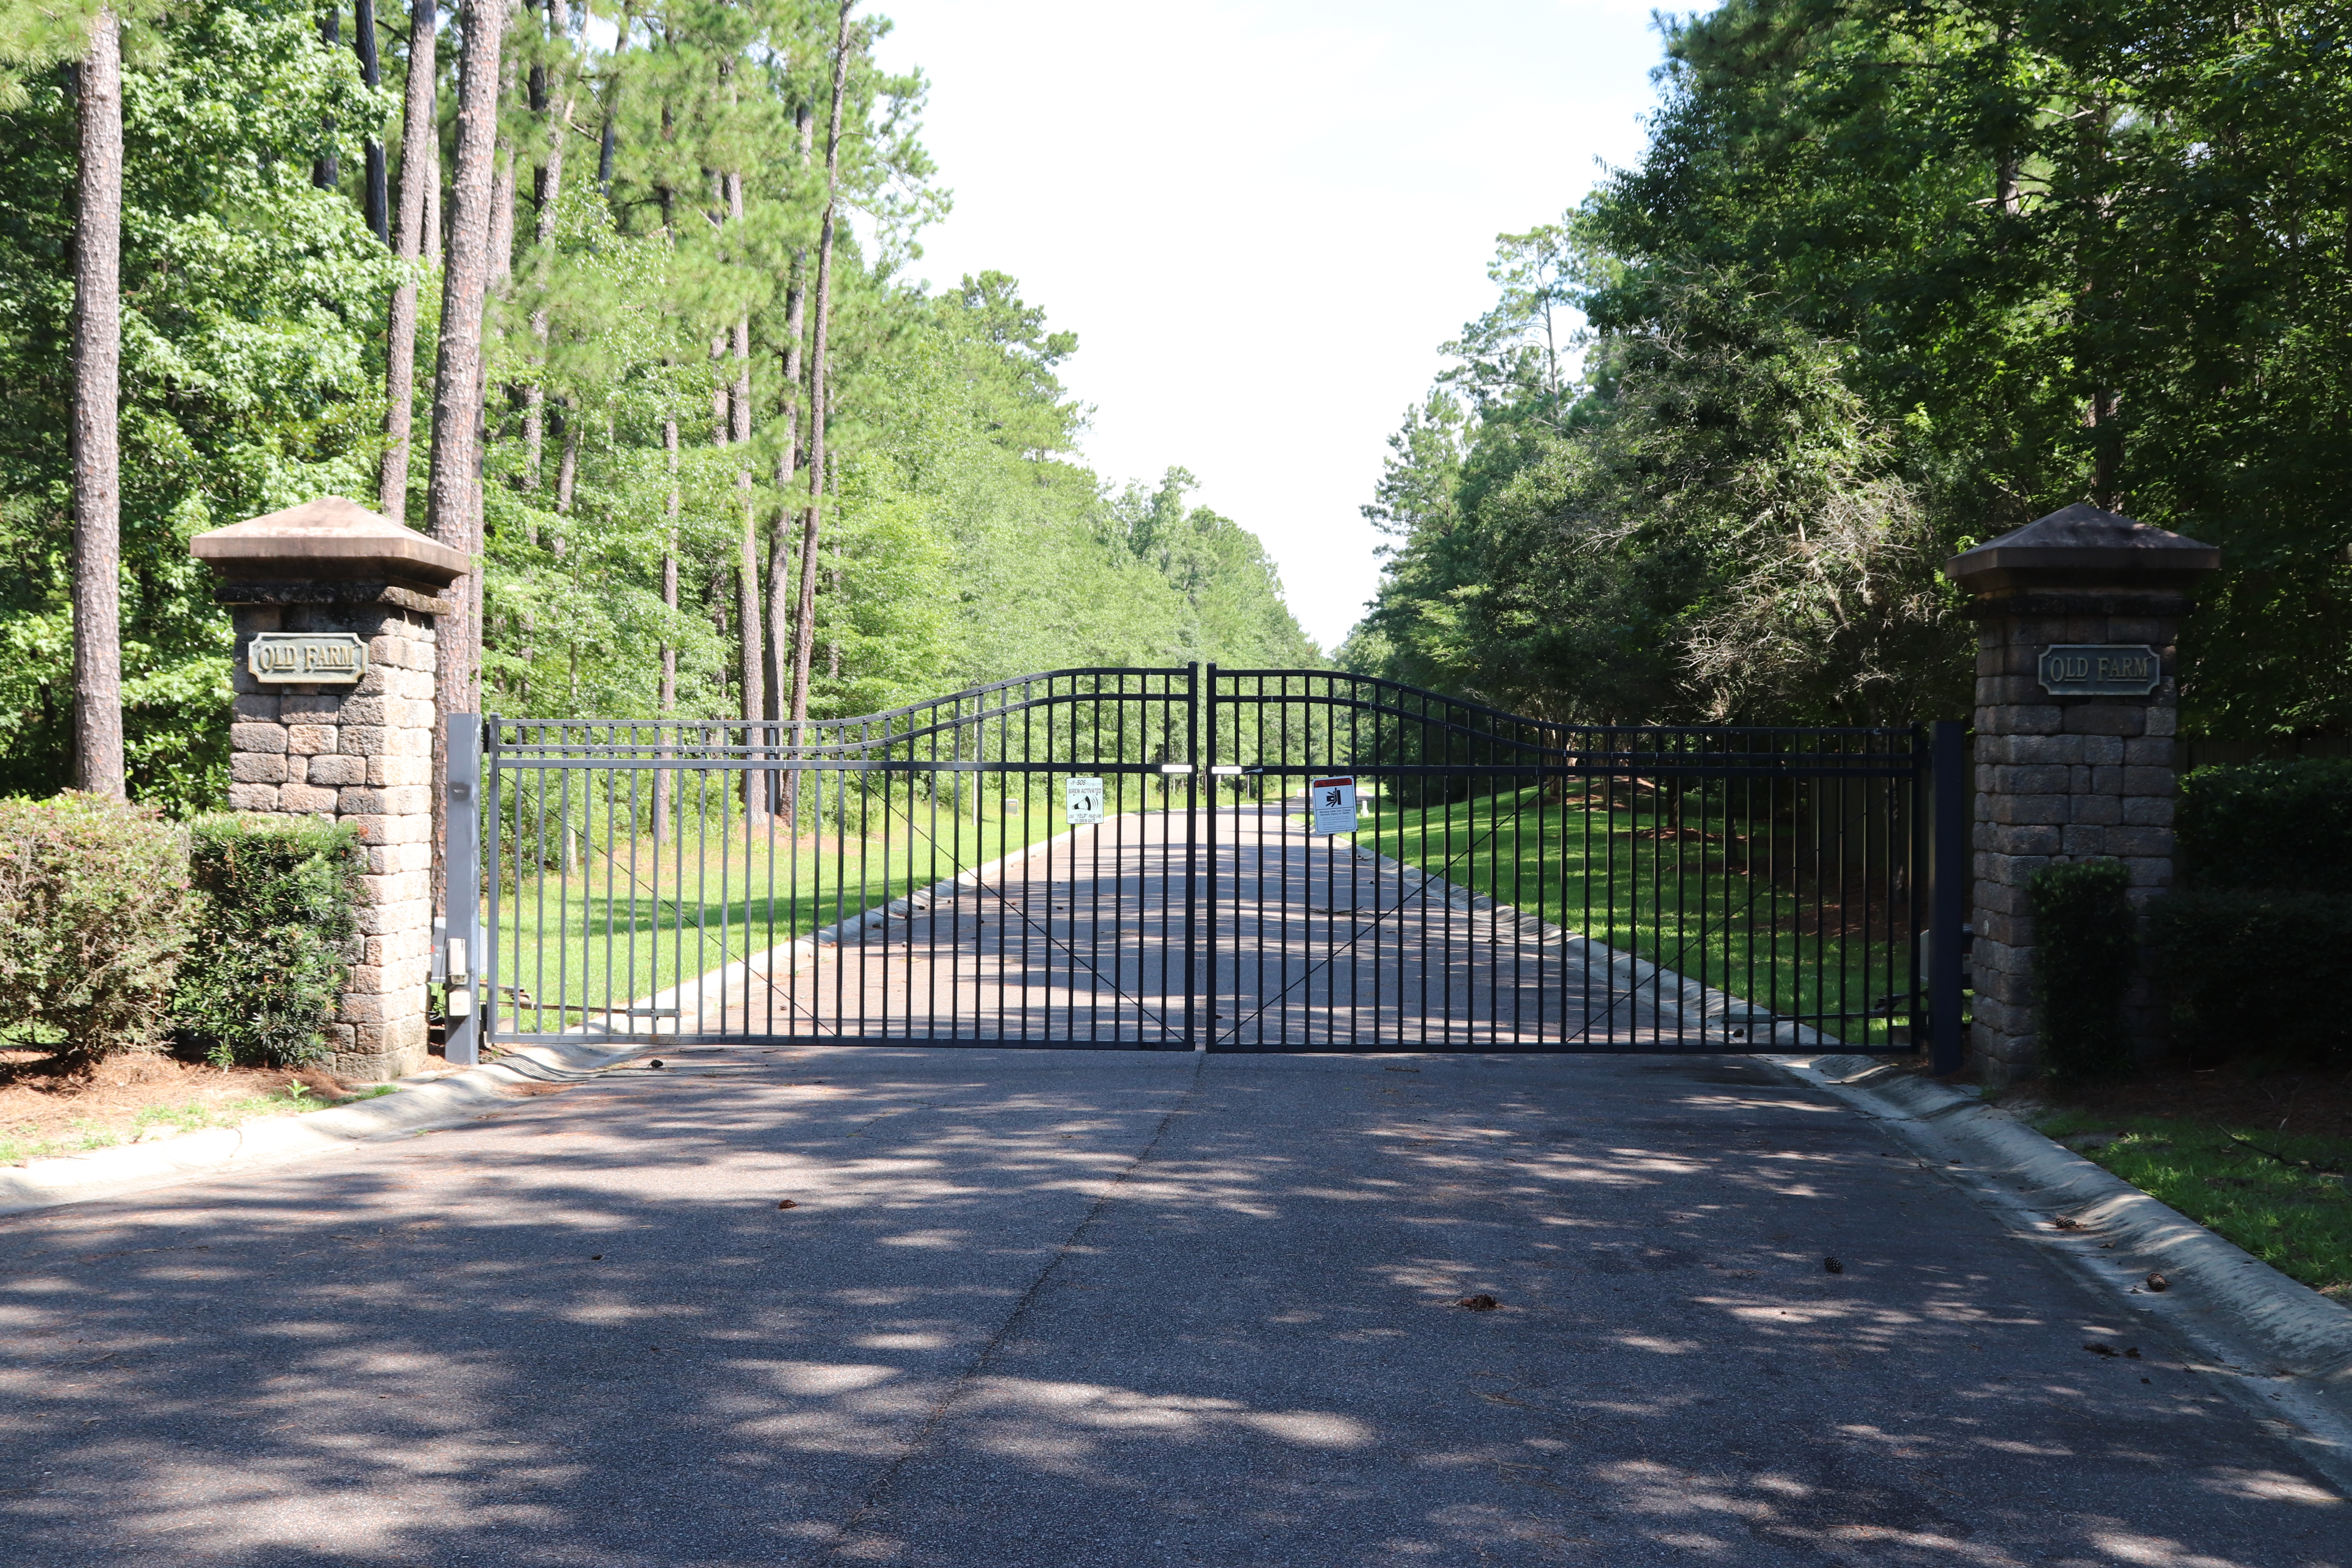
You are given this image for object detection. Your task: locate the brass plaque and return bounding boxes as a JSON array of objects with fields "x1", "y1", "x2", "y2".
[
  {"x1": 248, "y1": 632, "x2": 368, "y2": 685},
  {"x1": 2036, "y1": 644, "x2": 2160, "y2": 697}
]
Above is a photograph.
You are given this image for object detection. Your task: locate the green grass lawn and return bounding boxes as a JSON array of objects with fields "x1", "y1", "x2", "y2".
[
  {"x1": 1341, "y1": 782, "x2": 1917, "y2": 1047},
  {"x1": 2031, "y1": 1108, "x2": 2352, "y2": 1299},
  {"x1": 483, "y1": 795, "x2": 1100, "y2": 1036}
]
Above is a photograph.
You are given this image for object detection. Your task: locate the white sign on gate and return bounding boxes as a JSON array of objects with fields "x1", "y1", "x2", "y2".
[
  {"x1": 1310, "y1": 776, "x2": 1358, "y2": 835},
  {"x1": 1066, "y1": 776, "x2": 1105, "y2": 825}
]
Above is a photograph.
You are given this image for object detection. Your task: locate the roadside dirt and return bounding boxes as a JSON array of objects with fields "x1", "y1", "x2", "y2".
[
  {"x1": 0, "y1": 1050, "x2": 356, "y2": 1161},
  {"x1": 2015, "y1": 1063, "x2": 2352, "y2": 1139}
]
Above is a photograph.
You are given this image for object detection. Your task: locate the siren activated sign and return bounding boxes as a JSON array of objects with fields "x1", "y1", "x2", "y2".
[
  {"x1": 2036, "y1": 644, "x2": 2161, "y2": 697},
  {"x1": 247, "y1": 632, "x2": 367, "y2": 685},
  {"x1": 1065, "y1": 776, "x2": 1105, "y2": 826},
  {"x1": 1310, "y1": 776, "x2": 1359, "y2": 835}
]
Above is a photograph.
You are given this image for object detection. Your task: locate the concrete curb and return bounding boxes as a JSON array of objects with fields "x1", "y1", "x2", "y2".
[
  {"x1": 1774, "y1": 1052, "x2": 2352, "y2": 1408},
  {"x1": 0, "y1": 1037, "x2": 645, "y2": 1219}
]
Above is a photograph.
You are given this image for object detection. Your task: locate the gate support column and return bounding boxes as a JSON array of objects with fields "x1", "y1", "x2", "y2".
[
  {"x1": 442, "y1": 716, "x2": 482, "y2": 1067},
  {"x1": 1942, "y1": 504, "x2": 2219, "y2": 1088},
  {"x1": 191, "y1": 497, "x2": 468, "y2": 1083}
]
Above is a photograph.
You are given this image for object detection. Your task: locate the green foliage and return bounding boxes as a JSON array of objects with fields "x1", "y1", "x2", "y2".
[
  {"x1": 2156, "y1": 757, "x2": 2352, "y2": 1067},
  {"x1": 2176, "y1": 759, "x2": 2352, "y2": 895},
  {"x1": 0, "y1": 793, "x2": 189, "y2": 1064},
  {"x1": 0, "y1": 0, "x2": 394, "y2": 809},
  {"x1": 2027, "y1": 860, "x2": 2138, "y2": 1083},
  {"x1": 1357, "y1": 0, "x2": 2352, "y2": 738},
  {"x1": 171, "y1": 812, "x2": 364, "y2": 1067},
  {"x1": 2149, "y1": 888, "x2": 2352, "y2": 1069},
  {"x1": 1, "y1": 2, "x2": 1319, "y2": 816}
]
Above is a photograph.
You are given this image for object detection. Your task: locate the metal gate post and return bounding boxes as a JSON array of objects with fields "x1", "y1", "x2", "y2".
[
  {"x1": 443, "y1": 714, "x2": 483, "y2": 1067},
  {"x1": 1928, "y1": 719, "x2": 1967, "y2": 1076}
]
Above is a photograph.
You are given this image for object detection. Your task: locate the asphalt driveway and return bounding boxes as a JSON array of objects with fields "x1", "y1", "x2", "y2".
[{"x1": 2, "y1": 1048, "x2": 2344, "y2": 1565}]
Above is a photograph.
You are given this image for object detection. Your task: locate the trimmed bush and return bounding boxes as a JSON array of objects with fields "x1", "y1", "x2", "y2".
[
  {"x1": 0, "y1": 793, "x2": 190, "y2": 1065},
  {"x1": 171, "y1": 813, "x2": 365, "y2": 1067},
  {"x1": 2176, "y1": 757, "x2": 2352, "y2": 893},
  {"x1": 2149, "y1": 889, "x2": 2352, "y2": 1067},
  {"x1": 2028, "y1": 859, "x2": 2138, "y2": 1083}
]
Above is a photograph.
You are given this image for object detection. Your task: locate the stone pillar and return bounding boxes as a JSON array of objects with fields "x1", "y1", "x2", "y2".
[
  {"x1": 191, "y1": 497, "x2": 468, "y2": 1083},
  {"x1": 1942, "y1": 503, "x2": 2220, "y2": 1087}
]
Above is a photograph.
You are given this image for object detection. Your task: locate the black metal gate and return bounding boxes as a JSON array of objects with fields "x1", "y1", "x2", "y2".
[{"x1": 454, "y1": 666, "x2": 1964, "y2": 1064}]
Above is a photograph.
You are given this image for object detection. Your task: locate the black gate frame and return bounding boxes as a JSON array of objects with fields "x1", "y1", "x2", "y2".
[{"x1": 453, "y1": 667, "x2": 1966, "y2": 1068}]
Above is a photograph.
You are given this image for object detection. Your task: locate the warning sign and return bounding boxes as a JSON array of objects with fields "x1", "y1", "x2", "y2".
[
  {"x1": 1066, "y1": 776, "x2": 1105, "y2": 825},
  {"x1": 1310, "y1": 776, "x2": 1357, "y2": 835}
]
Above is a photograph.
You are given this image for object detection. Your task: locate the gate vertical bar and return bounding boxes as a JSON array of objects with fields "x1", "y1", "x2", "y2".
[
  {"x1": 444, "y1": 713, "x2": 483, "y2": 1067},
  {"x1": 1929, "y1": 718, "x2": 1967, "y2": 1076},
  {"x1": 1202, "y1": 663, "x2": 1219, "y2": 1050},
  {"x1": 1183, "y1": 662, "x2": 1201, "y2": 1049}
]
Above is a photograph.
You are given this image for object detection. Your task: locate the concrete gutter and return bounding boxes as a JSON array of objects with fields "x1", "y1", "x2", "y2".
[
  {"x1": 0, "y1": 1037, "x2": 644, "y2": 1219},
  {"x1": 1775, "y1": 1052, "x2": 2352, "y2": 1440}
]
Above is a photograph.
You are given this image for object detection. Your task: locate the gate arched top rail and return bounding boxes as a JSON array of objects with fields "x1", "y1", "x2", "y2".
[
  {"x1": 1204, "y1": 667, "x2": 1926, "y2": 775},
  {"x1": 490, "y1": 666, "x2": 1199, "y2": 768},
  {"x1": 488, "y1": 666, "x2": 1927, "y2": 777}
]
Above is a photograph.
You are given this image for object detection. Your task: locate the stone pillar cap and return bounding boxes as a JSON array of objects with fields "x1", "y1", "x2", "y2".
[
  {"x1": 190, "y1": 496, "x2": 470, "y2": 588},
  {"x1": 1944, "y1": 503, "x2": 2219, "y2": 596}
]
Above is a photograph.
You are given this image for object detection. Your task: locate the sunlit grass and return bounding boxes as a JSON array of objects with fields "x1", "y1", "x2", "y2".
[
  {"x1": 485, "y1": 795, "x2": 1112, "y2": 1031},
  {"x1": 1338, "y1": 781, "x2": 1916, "y2": 1047}
]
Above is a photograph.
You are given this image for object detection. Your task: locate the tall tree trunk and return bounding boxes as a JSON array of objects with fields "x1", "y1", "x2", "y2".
[
  {"x1": 596, "y1": 2, "x2": 627, "y2": 196},
  {"x1": 71, "y1": 8, "x2": 125, "y2": 799},
  {"x1": 554, "y1": 398, "x2": 579, "y2": 512},
  {"x1": 764, "y1": 100, "x2": 812, "y2": 723},
  {"x1": 425, "y1": 0, "x2": 508, "y2": 898},
  {"x1": 356, "y1": 0, "x2": 389, "y2": 241},
  {"x1": 474, "y1": 84, "x2": 516, "y2": 489},
  {"x1": 520, "y1": 13, "x2": 572, "y2": 495},
  {"x1": 788, "y1": 2, "x2": 853, "y2": 729},
  {"x1": 725, "y1": 170, "x2": 762, "y2": 818},
  {"x1": 423, "y1": 119, "x2": 442, "y2": 264},
  {"x1": 378, "y1": 0, "x2": 437, "y2": 517},
  {"x1": 314, "y1": 7, "x2": 341, "y2": 189},
  {"x1": 486, "y1": 125, "x2": 517, "y2": 292},
  {"x1": 825, "y1": 450, "x2": 841, "y2": 682},
  {"x1": 653, "y1": 416, "x2": 678, "y2": 841}
]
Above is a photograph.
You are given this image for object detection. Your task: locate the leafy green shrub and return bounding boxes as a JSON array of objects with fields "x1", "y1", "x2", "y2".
[
  {"x1": 170, "y1": 814, "x2": 365, "y2": 1067},
  {"x1": 2149, "y1": 889, "x2": 2352, "y2": 1067},
  {"x1": 2176, "y1": 757, "x2": 2352, "y2": 893},
  {"x1": 2028, "y1": 859, "x2": 2138, "y2": 1083},
  {"x1": 0, "y1": 793, "x2": 191, "y2": 1065}
]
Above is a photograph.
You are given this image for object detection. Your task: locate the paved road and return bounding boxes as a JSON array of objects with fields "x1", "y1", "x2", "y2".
[
  {"x1": 3, "y1": 1049, "x2": 2345, "y2": 1566},
  {"x1": 706, "y1": 802, "x2": 1678, "y2": 1050}
]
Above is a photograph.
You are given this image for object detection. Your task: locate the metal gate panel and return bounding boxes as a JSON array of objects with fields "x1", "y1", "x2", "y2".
[
  {"x1": 480, "y1": 668, "x2": 1201, "y2": 1050},
  {"x1": 1201, "y1": 668, "x2": 1934, "y2": 1055},
  {"x1": 464, "y1": 666, "x2": 1964, "y2": 1061}
]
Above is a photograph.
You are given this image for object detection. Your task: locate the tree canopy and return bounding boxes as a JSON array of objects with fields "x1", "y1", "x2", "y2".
[
  {"x1": 1350, "y1": 0, "x2": 2351, "y2": 737},
  {"x1": 0, "y1": 0, "x2": 1321, "y2": 813}
]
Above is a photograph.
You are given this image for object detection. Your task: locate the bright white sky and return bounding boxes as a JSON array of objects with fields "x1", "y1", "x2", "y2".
[{"x1": 868, "y1": 0, "x2": 1674, "y2": 654}]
